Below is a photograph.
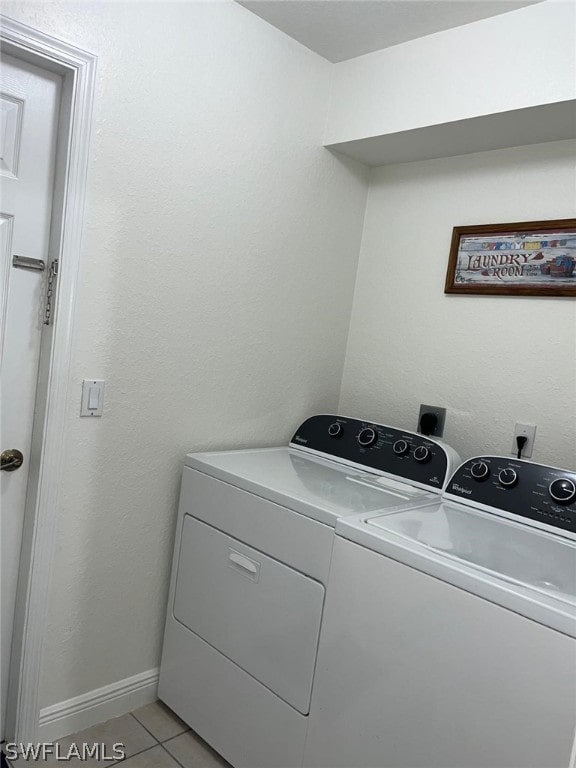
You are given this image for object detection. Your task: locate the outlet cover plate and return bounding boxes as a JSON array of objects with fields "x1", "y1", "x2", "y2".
[
  {"x1": 512, "y1": 422, "x2": 536, "y2": 459},
  {"x1": 417, "y1": 404, "x2": 446, "y2": 438}
]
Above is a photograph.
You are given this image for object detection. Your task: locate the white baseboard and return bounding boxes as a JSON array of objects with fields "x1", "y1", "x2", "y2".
[{"x1": 38, "y1": 668, "x2": 159, "y2": 743}]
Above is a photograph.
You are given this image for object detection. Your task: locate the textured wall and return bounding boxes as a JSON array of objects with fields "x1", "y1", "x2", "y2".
[
  {"x1": 3, "y1": 0, "x2": 368, "y2": 707},
  {"x1": 339, "y1": 140, "x2": 576, "y2": 468}
]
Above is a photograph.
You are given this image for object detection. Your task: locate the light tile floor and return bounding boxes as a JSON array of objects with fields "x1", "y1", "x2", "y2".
[{"x1": 4, "y1": 701, "x2": 231, "y2": 767}]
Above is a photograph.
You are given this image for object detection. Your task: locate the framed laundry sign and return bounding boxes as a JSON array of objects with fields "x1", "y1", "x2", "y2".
[{"x1": 444, "y1": 219, "x2": 576, "y2": 296}]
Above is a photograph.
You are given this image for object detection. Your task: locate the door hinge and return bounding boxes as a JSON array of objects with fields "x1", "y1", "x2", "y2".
[{"x1": 43, "y1": 259, "x2": 59, "y2": 326}]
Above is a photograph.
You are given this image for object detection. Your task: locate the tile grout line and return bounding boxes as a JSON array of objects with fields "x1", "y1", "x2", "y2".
[
  {"x1": 124, "y1": 711, "x2": 188, "y2": 766},
  {"x1": 127, "y1": 711, "x2": 188, "y2": 746},
  {"x1": 159, "y1": 729, "x2": 188, "y2": 744},
  {"x1": 129, "y1": 709, "x2": 188, "y2": 746},
  {"x1": 110, "y1": 714, "x2": 161, "y2": 764},
  {"x1": 159, "y1": 743, "x2": 187, "y2": 768},
  {"x1": 164, "y1": 732, "x2": 231, "y2": 768},
  {"x1": 110, "y1": 742, "x2": 187, "y2": 768},
  {"x1": 114, "y1": 743, "x2": 159, "y2": 765},
  {"x1": 126, "y1": 712, "x2": 161, "y2": 746}
]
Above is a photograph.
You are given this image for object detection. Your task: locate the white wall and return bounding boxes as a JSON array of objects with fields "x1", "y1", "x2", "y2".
[
  {"x1": 2, "y1": 0, "x2": 368, "y2": 708},
  {"x1": 326, "y1": 0, "x2": 576, "y2": 145},
  {"x1": 339, "y1": 140, "x2": 576, "y2": 467}
]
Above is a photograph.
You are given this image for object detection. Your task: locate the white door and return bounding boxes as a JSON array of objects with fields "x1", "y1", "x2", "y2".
[{"x1": 1, "y1": 54, "x2": 61, "y2": 740}]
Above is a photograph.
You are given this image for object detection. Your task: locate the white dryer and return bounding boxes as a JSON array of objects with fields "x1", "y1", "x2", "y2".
[
  {"x1": 158, "y1": 414, "x2": 460, "y2": 768},
  {"x1": 303, "y1": 455, "x2": 576, "y2": 768}
]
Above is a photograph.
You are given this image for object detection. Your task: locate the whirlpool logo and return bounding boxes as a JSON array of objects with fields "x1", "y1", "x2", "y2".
[
  {"x1": 293, "y1": 436, "x2": 308, "y2": 444},
  {"x1": 452, "y1": 484, "x2": 472, "y2": 495}
]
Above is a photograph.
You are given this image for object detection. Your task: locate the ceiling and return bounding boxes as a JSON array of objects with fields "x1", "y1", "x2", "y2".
[{"x1": 236, "y1": 0, "x2": 543, "y2": 62}]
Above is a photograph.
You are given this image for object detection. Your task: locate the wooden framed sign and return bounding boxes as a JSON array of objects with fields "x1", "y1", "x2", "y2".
[{"x1": 445, "y1": 219, "x2": 576, "y2": 296}]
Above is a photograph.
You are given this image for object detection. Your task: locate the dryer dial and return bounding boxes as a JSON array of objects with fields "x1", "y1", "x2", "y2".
[
  {"x1": 393, "y1": 439, "x2": 409, "y2": 456},
  {"x1": 328, "y1": 422, "x2": 343, "y2": 438},
  {"x1": 413, "y1": 446, "x2": 431, "y2": 463},
  {"x1": 358, "y1": 428, "x2": 378, "y2": 447}
]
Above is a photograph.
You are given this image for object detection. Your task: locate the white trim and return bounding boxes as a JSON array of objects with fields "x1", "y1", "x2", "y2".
[
  {"x1": 0, "y1": 16, "x2": 97, "y2": 743},
  {"x1": 38, "y1": 669, "x2": 159, "y2": 743}
]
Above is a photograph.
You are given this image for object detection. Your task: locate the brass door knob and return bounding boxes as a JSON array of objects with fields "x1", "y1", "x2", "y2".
[{"x1": 1, "y1": 449, "x2": 24, "y2": 471}]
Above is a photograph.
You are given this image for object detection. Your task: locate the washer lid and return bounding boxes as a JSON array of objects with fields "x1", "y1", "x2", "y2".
[
  {"x1": 368, "y1": 502, "x2": 576, "y2": 603},
  {"x1": 185, "y1": 447, "x2": 437, "y2": 527},
  {"x1": 338, "y1": 501, "x2": 576, "y2": 637}
]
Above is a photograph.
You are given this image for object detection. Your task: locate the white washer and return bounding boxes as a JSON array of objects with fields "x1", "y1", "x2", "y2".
[
  {"x1": 158, "y1": 414, "x2": 460, "y2": 768},
  {"x1": 304, "y1": 455, "x2": 576, "y2": 768}
]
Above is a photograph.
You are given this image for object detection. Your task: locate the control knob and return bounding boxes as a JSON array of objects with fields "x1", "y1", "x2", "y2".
[
  {"x1": 358, "y1": 427, "x2": 378, "y2": 447},
  {"x1": 549, "y1": 478, "x2": 576, "y2": 505},
  {"x1": 413, "y1": 446, "x2": 431, "y2": 463},
  {"x1": 498, "y1": 468, "x2": 518, "y2": 488},
  {"x1": 470, "y1": 461, "x2": 490, "y2": 481},
  {"x1": 328, "y1": 422, "x2": 343, "y2": 438},
  {"x1": 393, "y1": 439, "x2": 409, "y2": 457}
]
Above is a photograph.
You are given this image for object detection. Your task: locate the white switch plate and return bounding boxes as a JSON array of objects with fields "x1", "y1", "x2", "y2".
[
  {"x1": 81, "y1": 379, "x2": 105, "y2": 417},
  {"x1": 512, "y1": 422, "x2": 536, "y2": 459}
]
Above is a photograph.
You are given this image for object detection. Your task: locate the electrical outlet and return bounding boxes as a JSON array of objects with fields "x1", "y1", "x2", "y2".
[
  {"x1": 512, "y1": 423, "x2": 536, "y2": 459},
  {"x1": 417, "y1": 404, "x2": 446, "y2": 438}
]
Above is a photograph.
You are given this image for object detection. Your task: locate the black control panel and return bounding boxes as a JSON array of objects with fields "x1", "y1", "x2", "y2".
[
  {"x1": 289, "y1": 414, "x2": 454, "y2": 491},
  {"x1": 445, "y1": 456, "x2": 576, "y2": 535}
]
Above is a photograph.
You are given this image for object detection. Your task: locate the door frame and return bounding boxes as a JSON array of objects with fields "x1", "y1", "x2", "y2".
[{"x1": 1, "y1": 15, "x2": 96, "y2": 742}]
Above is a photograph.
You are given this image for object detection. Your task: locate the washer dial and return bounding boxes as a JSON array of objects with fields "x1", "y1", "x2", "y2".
[
  {"x1": 470, "y1": 461, "x2": 490, "y2": 481},
  {"x1": 358, "y1": 427, "x2": 378, "y2": 447},
  {"x1": 549, "y1": 478, "x2": 576, "y2": 504},
  {"x1": 498, "y1": 468, "x2": 518, "y2": 488}
]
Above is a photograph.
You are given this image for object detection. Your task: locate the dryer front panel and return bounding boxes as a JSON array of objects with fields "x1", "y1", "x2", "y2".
[{"x1": 173, "y1": 515, "x2": 325, "y2": 714}]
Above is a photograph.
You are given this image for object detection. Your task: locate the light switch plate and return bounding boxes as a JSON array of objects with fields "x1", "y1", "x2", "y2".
[{"x1": 81, "y1": 379, "x2": 105, "y2": 417}]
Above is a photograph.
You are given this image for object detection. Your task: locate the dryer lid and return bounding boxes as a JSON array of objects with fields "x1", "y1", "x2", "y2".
[{"x1": 185, "y1": 447, "x2": 437, "y2": 527}]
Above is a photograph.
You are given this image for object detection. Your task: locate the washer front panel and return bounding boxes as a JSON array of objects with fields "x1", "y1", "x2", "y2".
[
  {"x1": 303, "y1": 536, "x2": 576, "y2": 768},
  {"x1": 336, "y1": 505, "x2": 576, "y2": 639}
]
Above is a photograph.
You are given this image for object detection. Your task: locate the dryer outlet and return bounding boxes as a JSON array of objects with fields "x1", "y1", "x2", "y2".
[{"x1": 417, "y1": 405, "x2": 446, "y2": 438}]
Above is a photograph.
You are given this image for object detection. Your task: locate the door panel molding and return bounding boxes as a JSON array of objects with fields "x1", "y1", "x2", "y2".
[
  {"x1": 0, "y1": 15, "x2": 97, "y2": 743},
  {"x1": 0, "y1": 213, "x2": 15, "y2": 362}
]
